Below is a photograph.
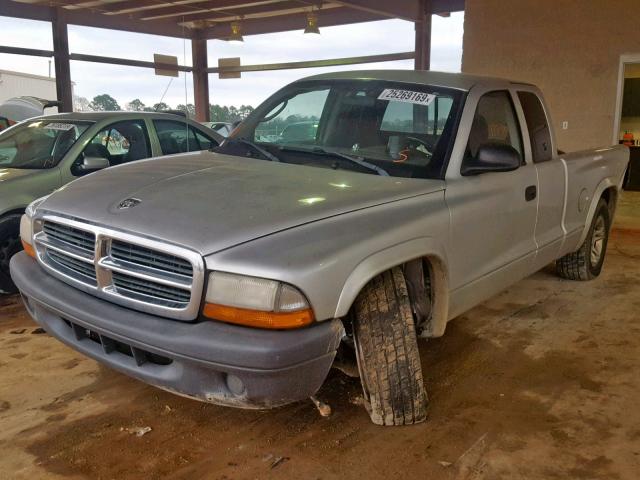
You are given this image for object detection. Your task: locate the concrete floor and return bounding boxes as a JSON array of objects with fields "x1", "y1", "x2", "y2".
[{"x1": 0, "y1": 192, "x2": 639, "y2": 480}]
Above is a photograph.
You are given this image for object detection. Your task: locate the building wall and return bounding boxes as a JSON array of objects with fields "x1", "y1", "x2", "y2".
[
  {"x1": 0, "y1": 69, "x2": 57, "y2": 106},
  {"x1": 461, "y1": 0, "x2": 640, "y2": 152}
]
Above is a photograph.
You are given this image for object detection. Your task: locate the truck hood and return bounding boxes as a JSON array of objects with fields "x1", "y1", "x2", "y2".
[{"x1": 41, "y1": 151, "x2": 444, "y2": 255}]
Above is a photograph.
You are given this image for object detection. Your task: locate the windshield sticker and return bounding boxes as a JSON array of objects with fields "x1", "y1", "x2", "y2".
[
  {"x1": 44, "y1": 122, "x2": 75, "y2": 131},
  {"x1": 378, "y1": 89, "x2": 436, "y2": 106}
]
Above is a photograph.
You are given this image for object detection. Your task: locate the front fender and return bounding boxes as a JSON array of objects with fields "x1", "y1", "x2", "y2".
[
  {"x1": 334, "y1": 237, "x2": 450, "y2": 337},
  {"x1": 205, "y1": 191, "x2": 451, "y2": 324}
]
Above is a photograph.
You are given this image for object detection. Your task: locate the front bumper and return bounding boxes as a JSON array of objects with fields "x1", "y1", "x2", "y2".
[{"x1": 10, "y1": 252, "x2": 343, "y2": 408}]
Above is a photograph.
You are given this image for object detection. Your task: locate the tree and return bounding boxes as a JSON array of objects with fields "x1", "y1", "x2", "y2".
[
  {"x1": 73, "y1": 95, "x2": 91, "y2": 112},
  {"x1": 126, "y1": 99, "x2": 146, "y2": 111},
  {"x1": 151, "y1": 102, "x2": 170, "y2": 112},
  {"x1": 89, "y1": 94, "x2": 121, "y2": 111},
  {"x1": 238, "y1": 105, "x2": 254, "y2": 119},
  {"x1": 208, "y1": 103, "x2": 255, "y2": 122},
  {"x1": 176, "y1": 103, "x2": 195, "y2": 117}
]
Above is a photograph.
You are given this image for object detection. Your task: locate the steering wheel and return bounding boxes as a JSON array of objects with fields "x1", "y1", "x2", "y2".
[{"x1": 405, "y1": 136, "x2": 434, "y2": 158}]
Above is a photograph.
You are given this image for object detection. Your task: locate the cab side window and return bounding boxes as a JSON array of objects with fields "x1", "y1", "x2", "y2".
[
  {"x1": 154, "y1": 120, "x2": 216, "y2": 154},
  {"x1": 465, "y1": 91, "x2": 523, "y2": 162},
  {"x1": 194, "y1": 129, "x2": 216, "y2": 150},
  {"x1": 518, "y1": 91, "x2": 553, "y2": 163},
  {"x1": 72, "y1": 120, "x2": 150, "y2": 176}
]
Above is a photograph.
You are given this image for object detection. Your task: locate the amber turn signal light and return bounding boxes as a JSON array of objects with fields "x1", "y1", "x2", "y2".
[
  {"x1": 22, "y1": 239, "x2": 36, "y2": 259},
  {"x1": 202, "y1": 303, "x2": 314, "y2": 329}
]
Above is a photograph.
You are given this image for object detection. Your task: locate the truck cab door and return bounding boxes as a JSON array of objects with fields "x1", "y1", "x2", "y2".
[
  {"x1": 445, "y1": 90, "x2": 538, "y2": 317},
  {"x1": 516, "y1": 90, "x2": 566, "y2": 269}
]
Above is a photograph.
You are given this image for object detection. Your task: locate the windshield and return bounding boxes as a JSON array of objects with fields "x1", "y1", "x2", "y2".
[
  {"x1": 218, "y1": 79, "x2": 463, "y2": 179},
  {"x1": 0, "y1": 119, "x2": 92, "y2": 169}
]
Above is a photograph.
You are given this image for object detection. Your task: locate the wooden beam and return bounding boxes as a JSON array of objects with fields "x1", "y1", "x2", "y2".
[
  {"x1": 64, "y1": 0, "x2": 156, "y2": 11},
  {"x1": 98, "y1": 0, "x2": 286, "y2": 15},
  {"x1": 332, "y1": 0, "x2": 420, "y2": 22},
  {"x1": 328, "y1": 0, "x2": 463, "y2": 21},
  {"x1": 68, "y1": 52, "x2": 192, "y2": 71},
  {"x1": 65, "y1": 0, "x2": 133, "y2": 10},
  {"x1": 51, "y1": 9, "x2": 73, "y2": 112},
  {"x1": 414, "y1": 0, "x2": 431, "y2": 70},
  {"x1": 207, "y1": 51, "x2": 414, "y2": 73},
  {"x1": 145, "y1": 1, "x2": 324, "y2": 22},
  {"x1": 0, "y1": 45, "x2": 54, "y2": 58},
  {"x1": 0, "y1": 1, "x2": 192, "y2": 38},
  {"x1": 192, "y1": 38, "x2": 210, "y2": 122},
  {"x1": 431, "y1": 0, "x2": 464, "y2": 14}
]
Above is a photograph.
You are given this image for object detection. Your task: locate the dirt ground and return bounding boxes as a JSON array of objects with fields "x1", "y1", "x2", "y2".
[{"x1": 1, "y1": 192, "x2": 639, "y2": 480}]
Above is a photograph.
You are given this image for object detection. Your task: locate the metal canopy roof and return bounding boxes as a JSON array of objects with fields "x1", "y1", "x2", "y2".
[{"x1": 2, "y1": 0, "x2": 464, "y2": 39}]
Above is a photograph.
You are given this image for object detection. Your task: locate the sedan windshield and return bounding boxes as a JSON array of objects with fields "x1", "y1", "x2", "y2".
[
  {"x1": 0, "y1": 119, "x2": 92, "y2": 169},
  {"x1": 218, "y1": 79, "x2": 463, "y2": 179}
]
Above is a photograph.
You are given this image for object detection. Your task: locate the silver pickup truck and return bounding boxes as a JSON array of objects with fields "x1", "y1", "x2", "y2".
[{"x1": 11, "y1": 71, "x2": 628, "y2": 426}]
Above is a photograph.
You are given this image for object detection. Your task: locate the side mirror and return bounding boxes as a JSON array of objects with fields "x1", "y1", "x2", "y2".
[
  {"x1": 461, "y1": 143, "x2": 521, "y2": 176},
  {"x1": 80, "y1": 155, "x2": 110, "y2": 171}
]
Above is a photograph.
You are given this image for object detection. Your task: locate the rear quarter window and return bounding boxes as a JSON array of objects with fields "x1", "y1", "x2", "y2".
[{"x1": 518, "y1": 91, "x2": 553, "y2": 163}]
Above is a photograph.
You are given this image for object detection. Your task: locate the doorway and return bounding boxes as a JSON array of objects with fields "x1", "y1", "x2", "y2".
[{"x1": 613, "y1": 54, "x2": 640, "y2": 191}]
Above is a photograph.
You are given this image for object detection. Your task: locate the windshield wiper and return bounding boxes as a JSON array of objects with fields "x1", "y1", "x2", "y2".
[
  {"x1": 222, "y1": 138, "x2": 281, "y2": 162},
  {"x1": 279, "y1": 146, "x2": 389, "y2": 176}
]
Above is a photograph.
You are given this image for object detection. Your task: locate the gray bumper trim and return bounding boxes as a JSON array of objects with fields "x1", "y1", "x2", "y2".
[{"x1": 11, "y1": 253, "x2": 343, "y2": 407}]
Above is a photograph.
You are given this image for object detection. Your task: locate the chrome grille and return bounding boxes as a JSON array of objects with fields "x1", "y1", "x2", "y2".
[
  {"x1": 43, "y1": 221, "x2": 95, "y2": 255},
  {"x1": 111, "y1": 240, "x2": 193, "y2": 277},
  {"x1": 112, "y1": 271, "x2": 191, "y2": 308},
  {"x1": 47, "y1": 249, "x2": 97, "y2": 284},
  {"x1": 32, "y1": 215, "x2": 204, "y2": 320}
]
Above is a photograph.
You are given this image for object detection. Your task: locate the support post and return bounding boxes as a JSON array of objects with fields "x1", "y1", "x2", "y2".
[
  {"x1": 414, "y1": 0, "x2": 432, "y2": 70},
  {"x1": 192, "y1": 38, "x2": 210, "y2": 122},
  {"x1": 51, "y1": 9, "x2": 73, "y2": 112}
]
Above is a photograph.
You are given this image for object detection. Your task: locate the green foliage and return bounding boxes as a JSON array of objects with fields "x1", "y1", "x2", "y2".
[
  {"x1": 151, "y1": 102, "x2": 170, "y2": 112},
  {"x1": 93, "y1": 95, "x2": 256, "y2": 121},
  {"x1": 89, "y1": 94, "x2": 121, "y2": 112},
  {"x1": 176, "y1": 103, "x2": 196, "y2": 116},
  {"x1": 209, "y1": 104, "x2": 254, "y2": 122},
  {"x1": 126, "y1": 99, "x2": 146, "y2": 111}
]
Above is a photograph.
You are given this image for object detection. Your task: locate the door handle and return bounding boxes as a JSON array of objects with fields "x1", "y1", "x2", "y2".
[{"x1": 525, "y1": 185, "x2": 537, "y2": 202}]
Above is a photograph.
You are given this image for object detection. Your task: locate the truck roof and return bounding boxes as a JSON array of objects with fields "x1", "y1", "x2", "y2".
[{"x1": 298, "y1": 70, "x2": 532, "y2": 91}]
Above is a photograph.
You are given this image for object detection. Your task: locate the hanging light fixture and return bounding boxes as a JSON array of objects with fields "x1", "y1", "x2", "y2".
[
  {"x1": 229, "y1": 20, "x2": 244, "y2": 42},
  {"x1": 304, "y1": 11, "x2": 320, "y2": 34}
]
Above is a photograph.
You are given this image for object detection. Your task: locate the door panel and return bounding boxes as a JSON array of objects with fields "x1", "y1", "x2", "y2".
[
  {"x1": 446, "y1": 166, "x2": 538, "y2": 291},
  {"x1": 516, "y1": 90, "x2": 567, "y2": 268},
  {"x1": 445, "y1": 89, "x2": 538, "y2": 312},
  {"x1": 533, "y1": 160, "x2": 566, "y2": 267}
]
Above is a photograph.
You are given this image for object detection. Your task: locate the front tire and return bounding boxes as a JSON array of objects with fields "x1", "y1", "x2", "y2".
[
  {"x1": 556, "y1": 198, "x2": 610, "y2": 280},
  {"x1": 352, "y1": 267, "x2": 428, "y2": 426}
]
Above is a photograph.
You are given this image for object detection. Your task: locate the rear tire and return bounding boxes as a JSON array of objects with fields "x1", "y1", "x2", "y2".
[
  {"x1": 556, "y1": 198, "x2": 610, "y2": 281},
  {"x1": 352, "y1": 267, "x2": 428, "y2": 426},
  {"x1": 0, "y1": 214, "x2": 22, "y2": 294}
]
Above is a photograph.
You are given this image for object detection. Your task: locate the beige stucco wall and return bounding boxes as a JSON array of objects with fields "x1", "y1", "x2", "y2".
[{"x1": 461, "y1": 0, "x2": 640, "y2": 152}]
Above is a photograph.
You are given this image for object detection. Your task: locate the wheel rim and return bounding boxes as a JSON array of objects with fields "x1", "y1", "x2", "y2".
[{"x1": 590, "y1": 215, "x2": 606, "y2": 267}]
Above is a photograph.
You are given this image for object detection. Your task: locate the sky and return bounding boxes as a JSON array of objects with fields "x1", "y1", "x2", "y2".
[{"x1": 0, "y1": 12, "x2": 464, "y2": 110}]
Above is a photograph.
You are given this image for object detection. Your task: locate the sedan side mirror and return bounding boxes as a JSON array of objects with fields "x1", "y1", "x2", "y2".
[
  {"x1": 461, "y1": 143, "x2": 521, "y2": 176},
  {"x1": 80, "y1": 155, "x2": 110, "y2": 171}
]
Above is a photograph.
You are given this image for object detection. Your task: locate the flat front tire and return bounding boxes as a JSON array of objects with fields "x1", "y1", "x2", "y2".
[
  {"x1": 353, "y1": 267, "x2": 428, "y2": 426},
  {"x1": 556, "y1": 198, "x2": 610, "y2": 281}
]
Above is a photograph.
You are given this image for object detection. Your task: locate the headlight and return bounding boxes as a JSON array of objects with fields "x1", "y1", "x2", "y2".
[
  {"x1": 202, "y1": 272, "x2": 314, "y2": 329},
  {"x1": 20, "y1": 195, "x2": 49, "y2": 259}
]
